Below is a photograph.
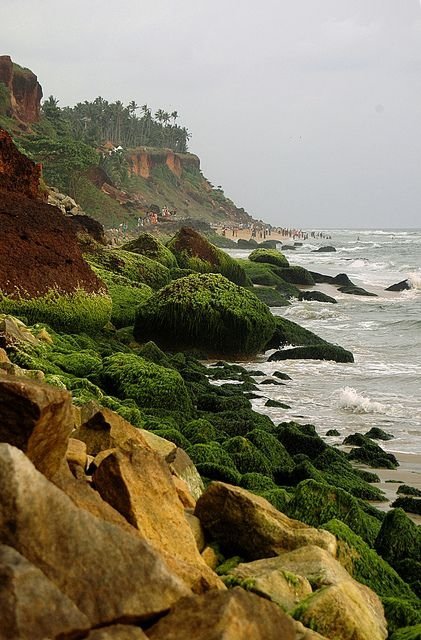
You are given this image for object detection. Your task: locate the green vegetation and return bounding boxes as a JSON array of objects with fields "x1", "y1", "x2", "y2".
[
  {"x1": 249, "y1": 248, "x2": 289, "y2": 268},
  {"x1": 86, "y1": 248, "x2": 171, "y2": 290},
  {"x1": 287, "y1": 480, "x2": 382, "y2": 546},
  {"x1": 122, "y1": 233, "x2": 178, "y2": 269},
  {"x1": 348, "y1": 442, "x2": 399, "y2": 469},
  {"x1": 167, "y1": 227, "x2": 249, "y2": 286},
  {"x1": 375, "y1": 509, "x2": 421, "y2": 566},
  {"x1": 276, "y1": 266, "x2": 315, "y2": 285},
  {"x1": 101, "y1": 352, "x2": 192, "y2": 414},
  {"x1": 251, "y1": 287, "x2": 290, "y2": 307},
  {"x1": 222, "y1": 436, "x2": 273, "y2": 476},
  {"x1": 0, "y1": 288, "x2": 111, "y2": 334},
  {"x1": 133, "y1": 273, "x2": 276, "y2": 357},
  {"x1": 265, "y1": 315, "x2": 327, "y2": 349},
  {"x1": 390, "y1": 625, "x2": 421, "y2": 640}
]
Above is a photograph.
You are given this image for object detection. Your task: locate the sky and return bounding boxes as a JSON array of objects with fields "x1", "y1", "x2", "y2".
[{"x1": 2, "y1": 0, "x2": 421, "y2": 228}]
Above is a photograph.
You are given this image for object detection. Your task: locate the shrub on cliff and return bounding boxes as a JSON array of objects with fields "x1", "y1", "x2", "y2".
[
  {"x1": 0, "y1": 288, "x2": 111, "y2": 334},
  {"x1": 101, "y1": 352, "x2": 192, "y2": 414},
  {"x1": 167, "y1": 227, "x2": 248, "y2": 286},
  {"x1": 87, "y1": 248, "x2": 171, "y2": 290},
  {"x1": 249, "y1": 248, "x2": 289, "y2": 268},
  {"x1": 133, "y1": 273, "x2": 276, "y2": 357},
  {"x1": 122, "y1": 233, "x2": 178, "y2": 269}
]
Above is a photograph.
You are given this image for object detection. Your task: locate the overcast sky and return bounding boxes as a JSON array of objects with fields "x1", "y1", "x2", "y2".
[{"x1": 2, "y1": 0, "x2": 421, "y2": 228}]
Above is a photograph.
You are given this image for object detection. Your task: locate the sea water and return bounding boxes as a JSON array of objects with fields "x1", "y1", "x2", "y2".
[{"x1": 227, "y1": 229, "x2": 421, "y2": 455}]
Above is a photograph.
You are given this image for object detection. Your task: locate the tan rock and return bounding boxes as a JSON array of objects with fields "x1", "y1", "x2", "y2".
[
  {"x1": 173, "y1": 475, "x2": 196, "y2": 508},
  {"x1": 195, "y1": 482, "x2": 337, "y2": 559},
  {"x1": 74, "y1": 406, "x2": 149, "y2": 456},
  {"x1": 0, "y1": 315, "x2": 40, "y2": 349},
  {"x1": 0, "y1": 347, "x2": 10, "y2": 363},
  {"x1": 66, "y1": 437, "x2": 88, "y2": 470},
  {"x1": 147, "y1": 586, "x2": 297, "y2": 640},
  {"x1": 0, "y1": 376, "x2": 74, "y2": 479},
  {"x1": 86, "y1": 625, "x2": 148, "y2": 639},
  {"x1": 0, "y1": 544, "x2": 90, "y2": 640},
  {"x1": 228, "y1": 557, "x2": 312, "y2": 610},
  {"x1": 139, "y1": 428, "x2": 177, "y2": 460},
  {"x1": 294, "y1": 620, "x2": 329, "y2": 640},
  {"x1": 0, "y1": 444, "x2": 190, "y2": 626},
  {"x1": 93, "y1": 441, "x2": 208, "y2": 568},
  {"x1": 170, "y1": 447, "x2": 205, "y2": 501},
  {"x1": 261, "y1": 544, "x2": 351, "y2": 589},
  {"x1": 185, "y1": 512, "x2": 206, "y2": 552},
  {"x1": 294, "y1": 581, "x2": 387, "y2": 640},
  {"x1": 201, "y1": 546, "x2": 220, "y2": 570}
]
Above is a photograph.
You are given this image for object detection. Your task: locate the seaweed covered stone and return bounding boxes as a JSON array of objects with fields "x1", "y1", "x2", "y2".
[
  {"x1": 86, "y1": 248, "x2": 171, "y2": 290},
  {"x1": 122, "y1": 233, "x2": 178, "y2": 269},
  {"x1": 249, "y1": 248, "x2": 289, "y2": 268},
  {"x1": 167, "y1": 227, "x2": 248, "y2": 286},
  {"x1": 133, "y1": 273, "x2": 276, "y2": 357}
]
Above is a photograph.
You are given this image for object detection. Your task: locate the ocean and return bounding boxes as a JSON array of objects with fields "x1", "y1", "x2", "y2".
[{"x1": 227, "y1": 229, "x2": 421, "y2": 455}]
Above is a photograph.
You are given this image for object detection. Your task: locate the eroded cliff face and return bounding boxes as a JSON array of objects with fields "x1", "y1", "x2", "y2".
[
  {"x1": 128, "y1": 148, "x2": 200, "y2": 180},
  {"x1": 0, "y1": 128, "x2": 43, "y2": 199},
  {"x1": 0, "y1": 55, "x2": 42, "y2": 124}
]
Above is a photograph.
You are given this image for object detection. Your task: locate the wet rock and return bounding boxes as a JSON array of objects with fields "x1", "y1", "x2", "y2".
[
  {"x1": 299, "y1": 291, "x2": 337, "y2": 304},
  {"x1": 326, "y1": 429, "x2": 340, "y2": 437},
  {"x1": 195, "y1": 481, "x2": 337, "y2": 559},
  {"x1": 0, "y1": 376, "x2": 74, "y2": 479},
  {"x1": 391, "y1": 497, "x2": 421, "y2": 515},
  {"x1": 385, "y1": 280, "x2": 410, "y2": 292},
  {"x1": 365, "y1": 427, "x2": 394, "y2": 441},
  {"x1": 311, "y1": 246, "x2": 336, "y2": 253},
  {"x1": 147, "y1": 587, "x2": 297, "y2": 640},
  {"x1": 0, "y1": 444, "x2": 190, "y2": 626},
  {"x1": 0, "y1": 544, "x2": 90, "y2": 640},
  {"x1": 338, "y1": 285, "x2": 377, "y2": 297},
  {"x1": 269, "y1": 344, "x2": 354, "y2": 363}
]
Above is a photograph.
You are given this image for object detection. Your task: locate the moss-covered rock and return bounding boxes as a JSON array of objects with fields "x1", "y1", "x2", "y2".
[
  {"x1": 50, "y1": 350, "x2": 103, "y2": 378},
  {"x1": 249, "y1": 248, "x2": 289, "y2": 268},
  {"x1": 276, "y1": 266, "x2": 315, "y2": 285},
  {"x1": 133, "y1": 273, "x2": 276, "y2": 357},
  {"x1": 274, "y1": 422, "x2": 327, "y2": 459},
  {"x1": 265, "y1": 315, "x2": 327, "y2": 350},
  {"x1": 222, "y1": 436, "x2": 273, "y2": 476},
  {"x1": 251, "y1": 286, "x2": 290, "y2": 307},
  {"x1": 122, "y1": 232, "x2": 178, "y2": 269},
  {"x1": 181, "y1": 418, "x2": 223, "y2": 444},
  {"x1": 398, "y1": 485, "x2": 421, "y2": 498},
  {"x1": 348, "y1": 442, "x2": 399, "y2": 469},
  {"x1": 375, "y1": 508, "x2": 421, "y2": 566},
  {"x1": 270, "y1": 344, "x2": 355, "y2": 363},
  {"x1": 202, "y1": 408, "x2": 275, "y2": 437},
  {"x1": 0, "y1": 289, "x2": 112, "y2": 334},
  {"x1": 240, "y1": 473, "x2": 277, "y2": 493},
  {"x1": 196, "y1": 393, "x2": 251, "y2": 413},
  {"x1": 390, "y1": 625, "x2": 421, "y2": 640},
  {"x1": 299, "y1": 291, "x2": 337, "y2": 304},
  {"x1": 236, "y1": 259, "x2": 298, "y2": 294},
  {"x1": 101, "y1": 352, "x2": 192, "y2": 414},
  {"x1": 246, "y1": 429, "x2": 294, "y2": 475},
  {"x1": 392, "y1": 497, "x2": 421, "y2": 515},
  {"x1": 382, "y1": 598, "x2": 421, "y2": 635},
  {"x1": 365, "y1": 427, "x2": 394, "y2": 441},
  {"x1": 170, "y1": 267, "x2": 195, "y2": 280},
  {"x1": 265, "y1": 399, "x2": 290, "y2": 408},
  {"x1": 287, "y1": 480, "x2": 382, "y2": 546},
  {"x1": 167, "y1": 227, "x2": 248, "y2": 286},
  {"x1": 322, "y1": 519, "x2": 418, "y2": 601},
  {"x1": 86, "y1": 247, "x2": 171, "y2": 290},
  {"x1": 135, "y1": 341, "x2": 173, "y2": 368}
]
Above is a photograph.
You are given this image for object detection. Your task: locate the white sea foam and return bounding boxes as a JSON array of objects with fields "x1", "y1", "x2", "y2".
[
  {"x1": 408, "y1": 272, "x2": 421, "y2": 290},
  {"x1": 335, "y1": 387, "x2": 387, "y2": 414}
]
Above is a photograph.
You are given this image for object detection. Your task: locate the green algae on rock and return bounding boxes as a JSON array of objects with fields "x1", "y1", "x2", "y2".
[
  {"x1": 101, "y1": 352, "x2": 192, "y2": 414},
  {"x1": 167, "y1": 227, "x2": 249, "y2": 286},
  {"x1": 122, "y1": 232, "x2": 178, "y2": 269},
  {"x1": 275, "y1": 266, "x2": 315, "y2": 285},
  {"x1": 0, "y1": 288, "x2": 112, "y2": 334},
  {"x1": 86, "y1": 248, "x2": 171, "y2": 290},
  {"x1": 133, "y1": 273, "x2": 276, "y2": 357},
  {"x1": 269, "y1": 344, "x2": 355, "y2": 363},
  {"x1": 249, "y1": 248, "x2": 289, "y2": 268}
]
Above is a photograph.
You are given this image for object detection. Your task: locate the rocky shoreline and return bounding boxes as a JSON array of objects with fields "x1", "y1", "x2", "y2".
[{"x1": 0, "y1": 128, "x2": 420, "y2": 639}]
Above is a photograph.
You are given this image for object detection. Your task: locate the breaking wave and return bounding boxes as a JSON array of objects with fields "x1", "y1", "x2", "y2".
[{"x1": 335, "y1": 387, "x2": 386, "y2": 414}]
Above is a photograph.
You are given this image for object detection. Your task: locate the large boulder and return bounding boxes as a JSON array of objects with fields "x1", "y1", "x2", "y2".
[
  {"x1": 195, "y1": 482, "x2": 337, "y2": 559},
  {"x1": 293, "y1": 580, "x2": 387, "y2": 640},
  {"x1": 133, "y1": 273, "x2": 276, "y2": 357},
  {"x1": 0, "y1": 544, "x2": 90, "y2": 640},
  {"x1": 167, "y1": 227, "x2": 248, "y2": 286},
  {"x1": 0, "y1": 376, "x2": 74, "y2": 479},
  {"x1": 249, "y1": 248, "x2": 289, "y2": 268},
  {"x1": 0, "y1": 444, "x2": 190, "y2": 626},
  {"x1": 147, "y1": 586, "x2": 298, "y2": 640},
  {"x1": 122, "y1": 232, "x2": 178, "y2": 269},
  {"x1": 269, "y1": 344, "x2": 354, "y2": 364}
]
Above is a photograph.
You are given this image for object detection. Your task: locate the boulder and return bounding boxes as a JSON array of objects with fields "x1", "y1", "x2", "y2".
[
  {"x1": 269, "y1": 344, "x2": 354, "y2": 363},
  {"x1": 73, "y1": 406, "x2": 150, "y2": 457},
  {"x1": 311, "y1": 246, "x2": 336, "y2": 253},
  {"x1": 122, "y1": 233, "x2": 178, "y2": 269},
  {"x1": 0, "y1": 444, "x2": 190, "y2": 626},
  {"x1": 172, "y1": 475, "x2": 197, "y2": 508},
  {"x1": 86, "y1": 626, "x2": 148, "y2": 639},
  {"x1": 133, "y1": 273, "x2": 275, "y2": 357},
  {"x1": 248, "y1": 248, "x2": 289, "y2": 268},
  {"x1": 293, "y1": 580, "x2": 387, "y2": 640},
  {"x1": 299, "y1": 291, "x2": 337, "y2": 304},
  {"x1": 227, "y1": 557, "x2": 312, "y2": 610},
  {"x1": 385, "y1": 280, "x2": 410, "y2": 292},
  {"x1": 0, "y1": 315, "x2": 40, "y2": 349},
  {"x1": 93, "y1": 441, "x2": 209, "y2": 569},
  {"x1": 195, "y1": 482, "x2": 336, "y2": 559},
  {"x1": 66, "y1": 437, "x2": 88, "y2": 471},
  {"x1": 0, "y1": 544, "x2": 90, "y2": 640},
  {"x1": 0, "y1": 376, "x2": 74, "y2": 479},
  {"x1": 147, "y1": 586, "x2": 298, "y2": 640}
]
